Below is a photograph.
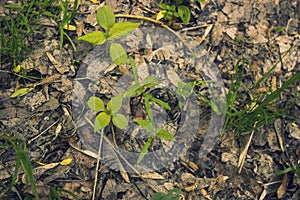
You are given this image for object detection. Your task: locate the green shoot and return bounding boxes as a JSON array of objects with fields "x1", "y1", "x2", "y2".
[{"x1": 78, "y1": 5, "x2": 139, "y2": 65}]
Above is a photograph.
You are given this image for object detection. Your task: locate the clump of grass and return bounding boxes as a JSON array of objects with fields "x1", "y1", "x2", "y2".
[
  {"x1": 0, "y1": 0, "x2": 54, "y2": 67},
  {"x1": 225, "y1": 52, "x2": 300, "y2": 135},
  {"x1": 0, "y1": 0, "x2": 78, "y2": 68},
  {"x1": 0, "y1": 134, "x2": 39, "y2": 199}
]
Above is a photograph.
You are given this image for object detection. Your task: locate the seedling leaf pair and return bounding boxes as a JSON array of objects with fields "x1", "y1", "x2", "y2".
[
  {"x1": 87, "y1": 95, "x2": 128, "y2": 131},
  {"x1": 78, "y1": 5, "x2": 139, "y2": 65}
]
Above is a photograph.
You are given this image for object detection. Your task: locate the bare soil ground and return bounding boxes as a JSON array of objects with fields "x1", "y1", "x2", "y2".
[{"x1": 0, "y1": 0, "x2": 299, "y2": 199}]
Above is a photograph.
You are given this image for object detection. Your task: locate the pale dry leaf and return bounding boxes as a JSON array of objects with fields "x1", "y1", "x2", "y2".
[
  {"x1": 69, "y1": 142, "x2": 99, "y2": 159},
  {"x1": 55, "y1": 122, "x2": 63, "y2": 137},
  {"x1": 75, "y1": 20, "x2": 84, "y2": 37},
  {"x1": 188, "y1": 161, "x2": 199, "y2": 172},
  {"x1": 140, "y1": 172, "x2": 164, "y2": 180},
  {"x1": 274, "y1": 118, "x2": 285, "y2": 152},
  {"x1": 225, "y1": 27, "x2": 237, "y2": 40},
  {"x1": 238, "y1": 128, "x2": 255, "y2": 174},
  {"x1": 200, "y1": 188, "x2": 212, "y2": 200},
  {"x1": 46, "y1": 52, "x2": 59, "y2": 65},
  {"x1": 277, "y1": 173, "x2": 289, "y2": 198},
  {"x1": 197, "y1": 24, "x2": 213, "y2": 44},
  {"x1": 211, "y1": 22, "x2": 224, "y2": 46},
  {"x1": 167, "y1": 70, "x2": 182, "y2": 87},
  {"x1": 259, "y1": 187, "x2": 267, "y2": 200}
]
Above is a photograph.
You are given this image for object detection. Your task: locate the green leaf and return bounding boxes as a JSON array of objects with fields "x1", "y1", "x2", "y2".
[
  {"x1": 110, "y1": 43, "x2": 128, "y2": 65},
  {"x1": 159, "y1": 4, "x2": 169, "y2": 10},
  {"x1": 129, "y1": 56, "x2": 139, "y2": 84},
  {"x1": 143, "y1": 76, "x2": 159, "y2": 88},
  {"x1": 144, "y1": 94, "x2": 154, "y2": 124},
  {"x1": 123, "y1": 83, "x2": 142, "y2": 97},
  {"x1": 156, "y1": 10, "x2": 167, "y2": 21},
  {"x1": 156, "y1": 129, "x2": 175, "y2": 140},
  {"x1": 77, "y1": 31, "x2": 106, "y2": 45},
  {"x1": 275, "y1": 167, "x2": 294, "y2": 176},
  {"x1": 295, "y1": 163, "x2": 300, "y2": 177},
  {"x1": 10, "y1": 87, "x2": 34, "y2": 98},
  {"x1": 112, "y1": 113, "x2": 128, "y2": 129},
  {"x1": 94, "y1": 112, "x2": 111, "y2": 131},
  {"x1": 170, "y1": 5, "x2": 176, "y2": 12},
  {"x1": 148, "y1": 96, "x2": 171, "y2": 110},
  {"x1": 134, "y1": 119, "x2": 154, "y2": 133},
  {"x1": 18, "y1": 149, "x2": 39, "y2": 200},
  {"x1": 176, "y1": 81, "x2": 193, "y2": 97},
  {"x1": 151, "y1": 192, "x2": 165, "y2": 200},
  {"x1": 151, "y1": 188, "x2": 181, "y2": 200},
  {"x1": 107, "y1": 94, "x2": 123, "y2": 114},
  {"x1": 137, "y1": 136, "x2": 152, "y2": 164},
  {"x1": 96, "y1": 5, "x2": 115, "y2": 30},
  {"x1": 177, "y1": 5, "x2": 190, "y2": 25},
  {"x1": 108, "y1": 22, "x2": 139, "y2": 40},
  {"x1": 87, "y1": 96, "x2": 105, "y2": 112},
  {"x1": 50, "y1": 187, "x2": 61, "y2": 200}
]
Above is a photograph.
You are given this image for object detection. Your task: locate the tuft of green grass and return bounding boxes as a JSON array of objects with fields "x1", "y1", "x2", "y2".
[
  {"x1": 224, "y1": 53, "x2": 300, "y2": 135},
  {"x1": 0, "y1": 134, "x2": 39, "y2": 199},
  {"x1": 0, "y1": 0, "x2": 78, "y2": 68},
  {"x1": 0, "y1": 0, "x2": 54, "y2": 67}
]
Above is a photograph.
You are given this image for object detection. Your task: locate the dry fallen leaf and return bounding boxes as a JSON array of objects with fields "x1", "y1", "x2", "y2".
[
  {"x1": 277, "y1": 173, "x2": 290, "y2": 198},
  {"x1": 63, "y1": 24, "x2": 77, "y2": 31},
  {"x1": 140, "y1": 172, "x2": 165, "y2": 180},
  {"x1": 60, "y1": 158, "x2": 73, "y2": 166}
]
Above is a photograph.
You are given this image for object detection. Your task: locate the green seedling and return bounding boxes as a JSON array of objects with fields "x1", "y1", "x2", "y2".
[
  {"x1": 0, "y1": 135, "x2": 39, "y2": 200},
  {"x1": 49, "y1": 186, "x2": 82, "y2": 200},
  {"x1": 176, "y1": 80, "x2": 223, "y2": 115},
  {"x1": 151, "y1": 188, "x2": 182, "y2": 200},
  {"x1": 77, "y1": 5, "x2": 139, "y2": 65},
  {"x1": 87, "y1": 95, "x2": 128, "y2": 131},
  {"x1": 156, "y1": 0, "x2": 191, "y2": 25},
  {"x1": 45, "y1": 0, "x2": 78, "y2": 51},
  {"x1": 224, "y1": 55, "x2": 300, "y2": 135},
  {"x1": 275, "y1": 163, "x2": 300, "y2": 178},
  {"x1": 0, "y1": 0, "x2": 53, "y2": 67},
  {"x1": 124, "y1": 57, "x2": 175, "y2": 163}
]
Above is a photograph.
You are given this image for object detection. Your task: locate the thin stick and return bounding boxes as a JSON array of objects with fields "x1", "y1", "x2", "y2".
[
  {"x1": 28, "y1": 120, "x2": 59, "y2": 144},
  {"x1": 92, "y1": 128, "x2": 104, "y2": 200},
  {"x1": 237, "y1": 122, "x2": 257, "y2": 174}
]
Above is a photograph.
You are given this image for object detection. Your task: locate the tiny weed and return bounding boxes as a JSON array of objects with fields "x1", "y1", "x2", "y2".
[
  {"x1": 224, "y1": 56, "x2": 300, "y2": 135},
  {"x1": 275, "y1": 162, "x2": 300, "y2": 178},
  {"x1": 0, "y1": 0, "x2": 53, "y2": 67},
  {"x1": 49, "y1": 186, "x2": 82, "y2": 200},
  {"x1": 87, "y1": 94, "x2": 128, "y2": 131},
  {"x1": 0, "y1": 0, "x2": 78, "y2": 69},
  {"x1": 77, "y1": 5, "x2": 139, "y2": 65},
  {"x1": 151, "y1": 188, "x2": 182, "y2": 200},
  {"x1": 0, "y1": 134, "x2": 39, "y2": 200},
  {"x1": 87, "y1": 55, "x2": 176, "y2": 164},
  {"x1": 157, "y1": 0, "x2": 191, "y2": 25}
]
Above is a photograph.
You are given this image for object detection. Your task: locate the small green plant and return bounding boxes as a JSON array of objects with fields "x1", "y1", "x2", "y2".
[
  {"x1": 151, "y1": 188, "x2": 182, "y2": 200},
  {"x1": 43, "y1": 0, "x2": 78, "y2": 51},
  {"x1": 49, "y1": 186, "x2": 82, "y2": 200},
  {"x1": 275, "y1": 163, "x2": 300, "y2": 178},
  {"x1": 87, "y1": 94, "x2": 128, "y2": 131},
  {"x1": 87, "y1": 56, "x2": 177, "y2": 164},
  {"x1": 157, "y1": 0, "x2": 191, "y2": 25},
  {"x1": 77, "y1": 5, "x2": 139, "y2": 65},
  {"x1": 124, "y1": 57, "x2": 176, "y2": 163},
  {"x1": 224, "y1": 56, "x2": 300, "y2": 135},
  {"x1": 0, "y1": 135, "x2": 39, "y2": 200},
  {"x1": 0, "y1": 0, "x2": 53, "y2": 67}
]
